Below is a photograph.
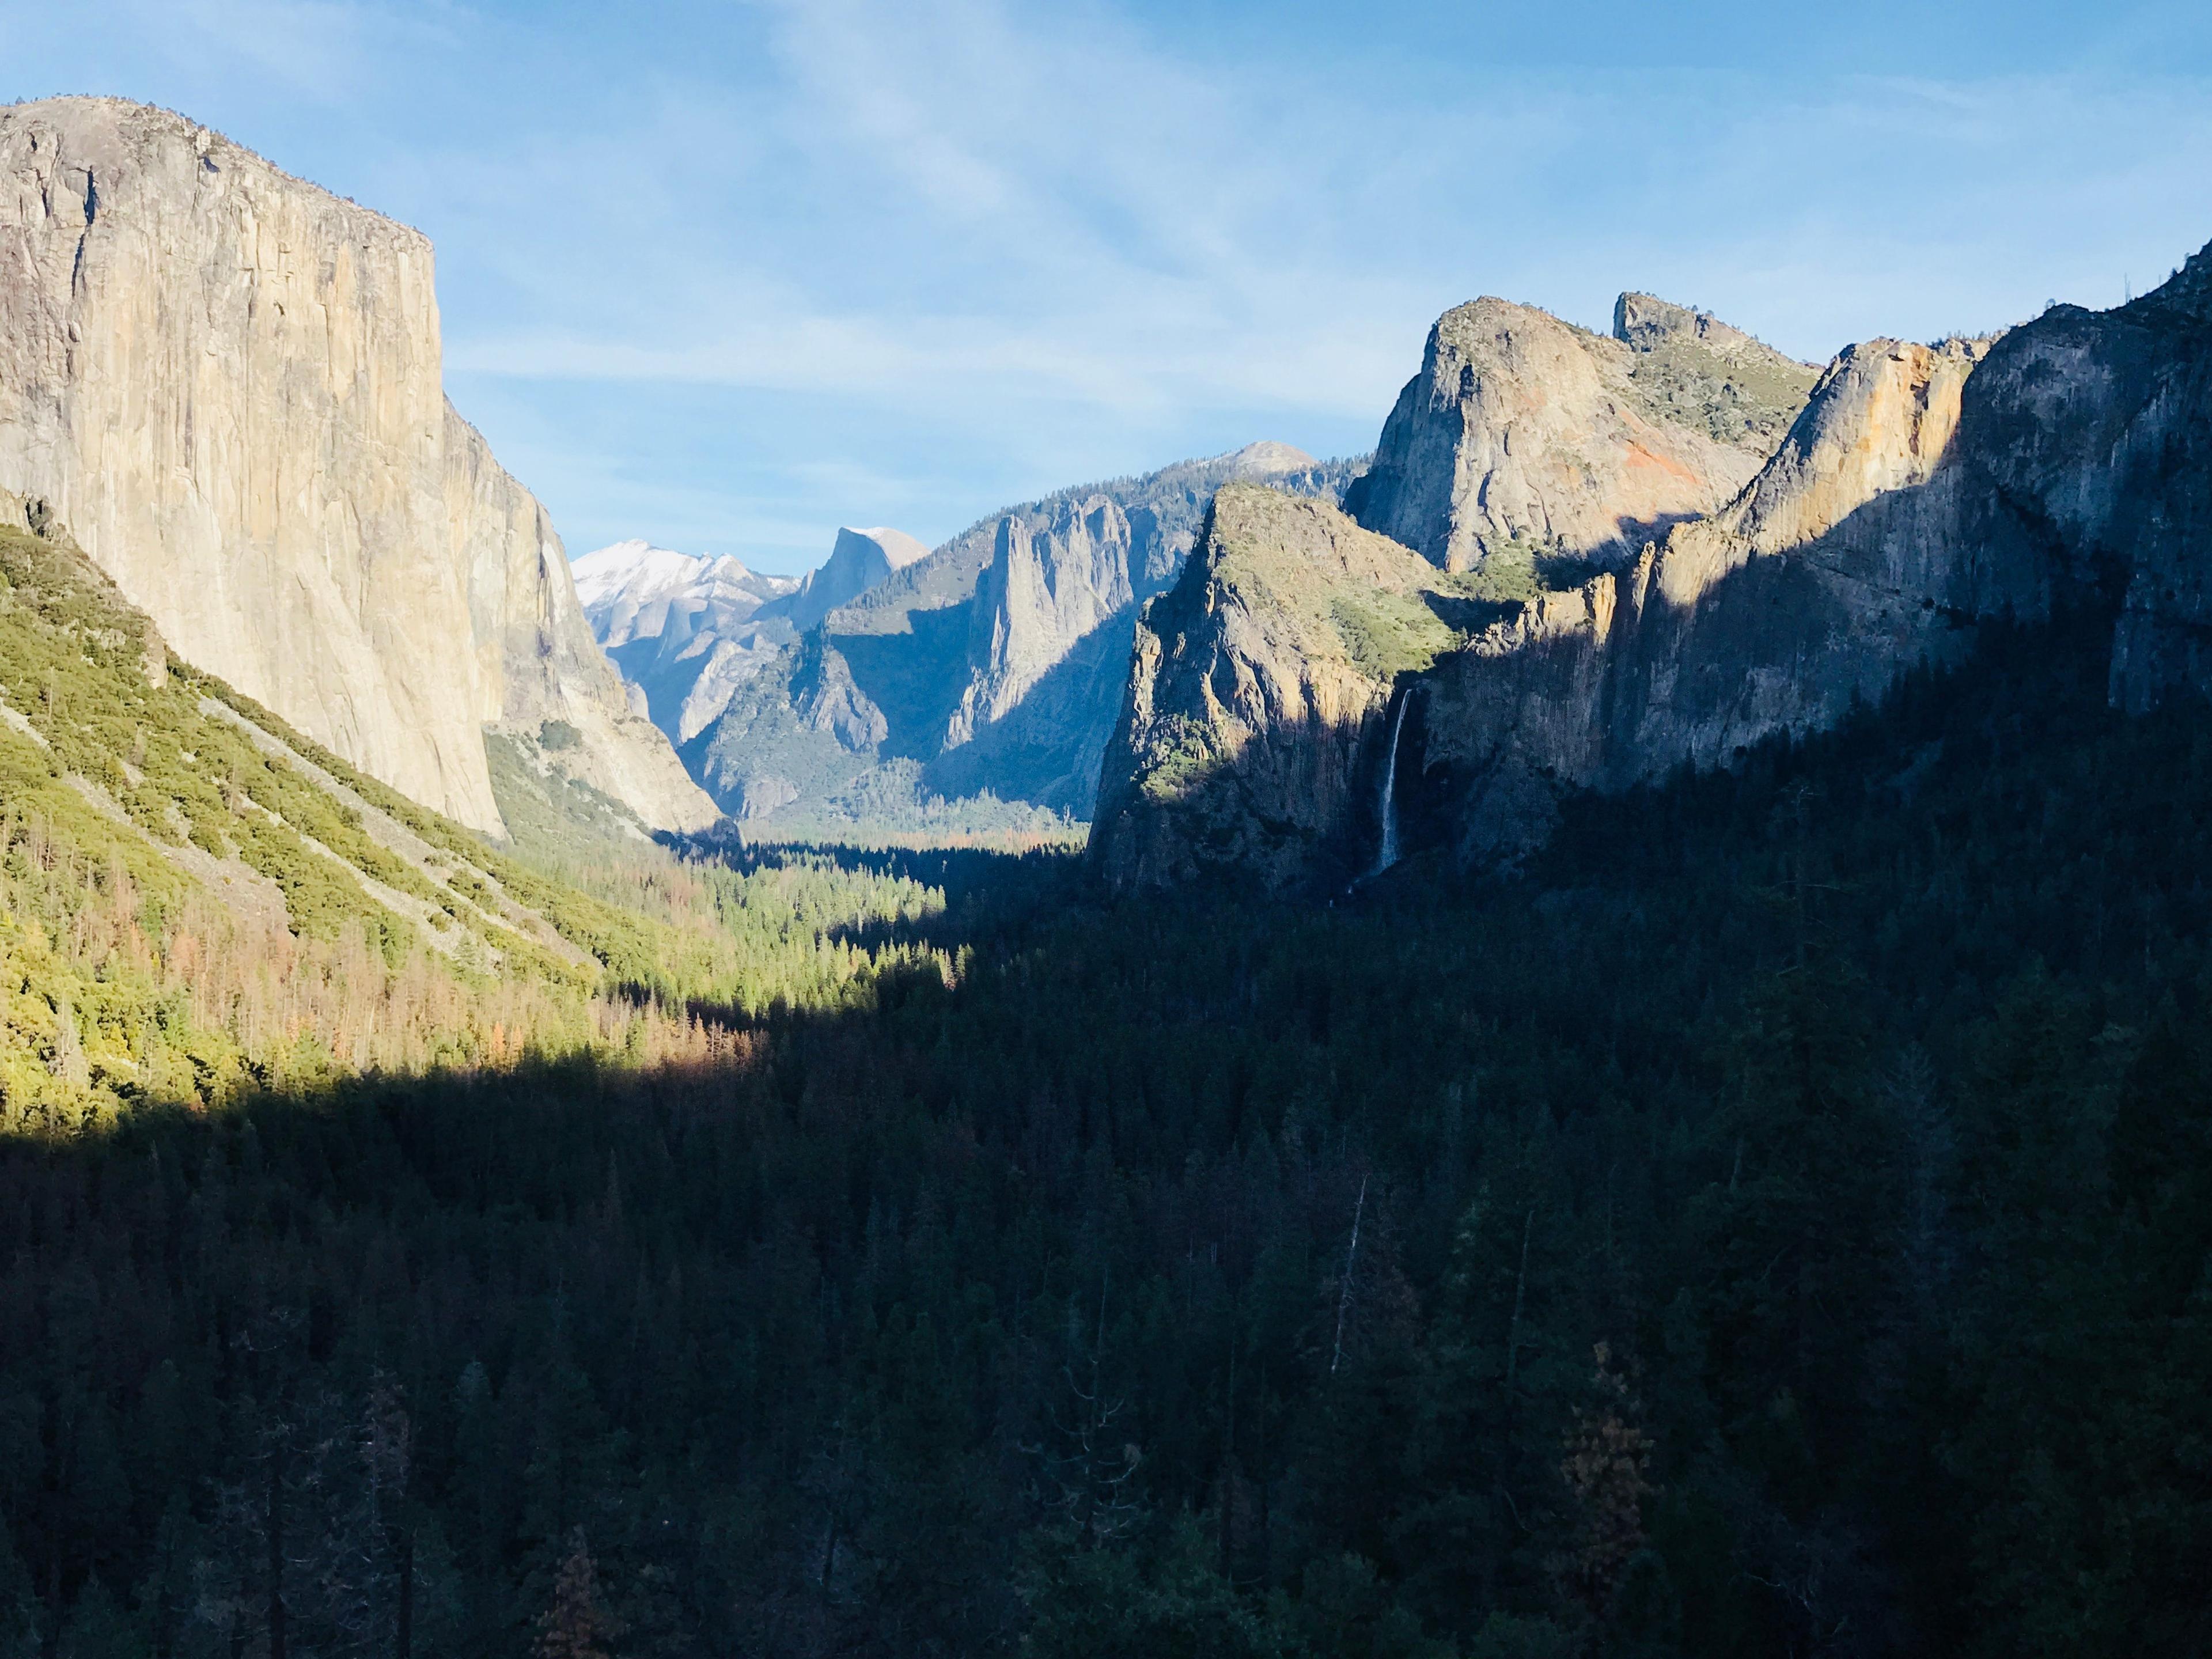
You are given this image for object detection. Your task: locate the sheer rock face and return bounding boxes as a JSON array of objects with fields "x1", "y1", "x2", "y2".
[
  {"x1": 445, "y1": 412, "x2": 720, "y2": 831},
  {"x1": 1423, "y1": 336, "x2": 2003, "y2": 861},
  {"x1": 1088, "y1": 486, "x2": 1455, "y2": 891},
  {"x1": 944, "y1": 495, "x2": 1150, "y2": 751},
  {"x1": 779, "y1": 527, "x2": 931, "y2": 632},
  {"x1": 0, "y1": 97, "x2": 714, "y2": 835},
  {"x1": 1093, "y1": 241, "x2": 2212, "y2": 891},
  {"x1": 1344, "y1": 296, "x2": 1815, "y2": 573},
  {"x1": 1982, "y1": 264, "x2": 2212, "y2": 712},
  {"x1": 1423, "y1": 270, "x2": 2212, "y2": 862}
]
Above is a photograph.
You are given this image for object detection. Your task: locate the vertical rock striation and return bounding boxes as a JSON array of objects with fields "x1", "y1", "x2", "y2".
[
  {"x1": 944, "y1": 494, "x2": 1147, "y2": 749},
  {"x1": 445, "y1": 409, "x2": 719, "y2": 830},
  {"x1": 0, "y1": 96, "x2": 714, "y2": 835}
]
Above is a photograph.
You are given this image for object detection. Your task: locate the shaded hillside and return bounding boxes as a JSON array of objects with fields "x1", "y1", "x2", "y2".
[{"x1": 3, "y1": 614, "x2": 2205, "y2": 1657}]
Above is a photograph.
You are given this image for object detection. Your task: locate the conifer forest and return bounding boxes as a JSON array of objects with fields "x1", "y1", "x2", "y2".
[{"x1": 4, "y1": 583, "x2": 2206, "y2": 1658}]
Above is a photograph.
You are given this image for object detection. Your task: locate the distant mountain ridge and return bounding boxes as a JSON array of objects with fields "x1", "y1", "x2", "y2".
[
  {"x1": 574, "y1": 525, "x2": 943, "y2": 754},
  {"x1": 673, "y1": 442, "x2": 1368, "y2": 829},
  {"x1": 573, "y1": 540, "x2": 800, "y2": 743}
]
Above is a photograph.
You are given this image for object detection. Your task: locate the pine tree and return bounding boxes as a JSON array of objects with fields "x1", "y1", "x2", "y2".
[
  {"x1": 1556, "y1": 1344, "x2": 1651, "y2": 1619},
  {"x1": 535, "y1": 1529, "x2": 614, "y2": 1659}
]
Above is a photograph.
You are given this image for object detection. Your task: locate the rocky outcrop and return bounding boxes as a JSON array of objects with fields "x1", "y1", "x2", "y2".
[
  {"x1": 0, "y1": 96, "x2": 714, "y2": 835},
  {"x1": 945, "y1": 495, "x2": 1147, "y2": 748},
  {"x1": 1088, "y1": 486, "x2": 1457, "y2": 890},
  {"x1": 1345, "y1": 295, "x2": 1815, "y2": 572},
  {"x1": 1420, "y1": 335, "x2": 2001, "y2": 861},
  {"x1": 1094, "y1": 238, "x2": 2212, "y2": 891},
  {"x1": 778, "y1": 527, "x2": 931, "y2": 632},
  {"x1": 1980, "y1": 262, "x2": 2212, "y2": 711},
  {"x1": 446, "y1": 412, "x2": 719, "y2": 831}
]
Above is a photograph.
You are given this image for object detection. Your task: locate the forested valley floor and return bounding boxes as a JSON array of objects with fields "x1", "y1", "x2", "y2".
[{"x1": 3, "y1": 613, "x2": 2208, "y2": 1659}]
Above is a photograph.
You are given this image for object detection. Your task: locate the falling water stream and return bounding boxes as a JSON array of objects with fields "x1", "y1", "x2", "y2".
[{"x1": 1373, "y1": 692, "x2": 1408, "y2": 875}]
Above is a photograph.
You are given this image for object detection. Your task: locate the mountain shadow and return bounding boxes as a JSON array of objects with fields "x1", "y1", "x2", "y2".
[{"x1": 6, "y1": 616, "x2": 2211, "y2": 1659}]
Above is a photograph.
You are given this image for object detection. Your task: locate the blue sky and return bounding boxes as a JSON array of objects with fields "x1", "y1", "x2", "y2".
[{"x1": 7, "y1": 1, "x2": 2212, "y2": 574}]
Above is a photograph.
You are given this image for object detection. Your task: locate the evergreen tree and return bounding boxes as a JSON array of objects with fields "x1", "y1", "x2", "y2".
[{"x1": 534, "y1": 1531, "x2": 615, "y2": 1659}]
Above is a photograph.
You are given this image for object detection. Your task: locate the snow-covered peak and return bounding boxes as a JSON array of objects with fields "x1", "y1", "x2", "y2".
[
  {"x1": 573, "y1": 541, "x2": 799, "y2": 645},
  {"x1": 573, "y1": 539, "x2": 713, "y2": 609}
]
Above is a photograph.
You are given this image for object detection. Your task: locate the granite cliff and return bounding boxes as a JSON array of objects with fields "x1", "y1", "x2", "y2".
[
  {"x1": 1343, "y1": 292, "x2": 1816, "y2": 572},
  {"x1": 1414, "y1": 333, "x2": 1998, "y2": 863},
  {"x1": 779, "y1": 527, "x2": 931, "y2": 632},
  {"x1": 0, "y1": 96, "x2": 714, "y2": 836},
  {"x1": 1088, "y1": 485, "x2": 1455, "y2": 890},
  {"x1": 1093, "y1": 252, "x2": 2212, "y2": 891}
]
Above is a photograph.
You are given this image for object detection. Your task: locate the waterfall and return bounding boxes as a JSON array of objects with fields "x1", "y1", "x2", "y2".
[{"x1": 1373, "y1": 692, "x2": 1408, "y2": 875}]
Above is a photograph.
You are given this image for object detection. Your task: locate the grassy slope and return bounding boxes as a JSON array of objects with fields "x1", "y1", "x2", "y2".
[
  {"x1": 0, "y1": 523, "x2": 950, "y2": 1131},
  {"x1": 1622, "y1": 328, "x2": 1821, "y2": 450}
]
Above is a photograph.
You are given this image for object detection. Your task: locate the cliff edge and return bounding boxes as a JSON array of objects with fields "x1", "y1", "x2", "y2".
[{"x1": 0, "y1": 97, "x2": 715, "y2": 835}]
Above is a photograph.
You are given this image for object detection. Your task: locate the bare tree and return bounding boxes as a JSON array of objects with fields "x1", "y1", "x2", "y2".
[{"x1": 1039, "y1": 1274, "x2": 1142, "y2": 1547}]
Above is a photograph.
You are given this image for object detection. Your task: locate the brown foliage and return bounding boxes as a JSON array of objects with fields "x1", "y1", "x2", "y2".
[
  {"x1": 536, "y1": 1529, "x2": 618, "y2": 1659},
  {"x1": 1558, "y1": 1342, "x2": 1653, "y2": 1617}
]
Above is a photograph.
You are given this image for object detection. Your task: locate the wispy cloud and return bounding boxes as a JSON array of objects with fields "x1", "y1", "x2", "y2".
[{"x1": 7, "y1": 1, "x2": 2212, "y2": 567}]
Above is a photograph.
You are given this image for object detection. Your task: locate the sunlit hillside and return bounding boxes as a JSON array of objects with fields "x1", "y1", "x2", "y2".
[{"x1": 0, "y1": 517, "x2": 953, "y2": 1131}]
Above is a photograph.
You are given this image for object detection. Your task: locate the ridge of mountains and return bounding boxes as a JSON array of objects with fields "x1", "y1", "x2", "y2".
[
  {"x1": 573, "y1": 527, "x2": 940, "y2": 751},
  {"x1": 584, "y1": 289, "x2": 1826, "y2": 847},
  {"x1": 1093, "y1": 248, "x2": 2212, "y2": 892},
  {"x1": 590, "y1": 441, "x2": 1365, "y2": 831},
  {"x1": 12, "y1": 92, "x2": 2210, "y2": 914},
  {"x1": 0, "y1": 96, "x2": 711, "y2": 839}
]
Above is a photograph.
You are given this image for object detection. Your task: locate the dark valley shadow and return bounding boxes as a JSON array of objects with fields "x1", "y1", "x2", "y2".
[{"x1": 7, "y1": 616, "x2": 2211, "y2": 1659}]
